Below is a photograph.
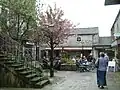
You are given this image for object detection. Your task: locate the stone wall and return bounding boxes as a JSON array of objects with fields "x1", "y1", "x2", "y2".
[{"x1": 60, "y1": 64, "x2": 77, "y2": 71}]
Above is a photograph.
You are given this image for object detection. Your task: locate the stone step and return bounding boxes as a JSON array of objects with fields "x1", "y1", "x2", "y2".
[
  {"x1": 0, "y1": 57, "x2": 11, "y2": 60},
  {"x1": 4, "y1": 61, "x2": 15, "y2": 64},
  {"x1": 30, "y1": 77, "x2": 41, "y2": 82},
  {"x1": 0, "y1": 57, "x2": 9, "y2": 62},
  {"x1": 0, "y1": 54, "x2": 12, "y2": 59},
  {"x1": 15, "y1": 67, "x2": 28, "y2": 71},
  {"x1": 35, "y1": 80, "x2": 49, "y2": 88},
  {"x1": 20, "y1": 70, "x2": 35, "y2": 75},
  {"x1": 11, "y1": 64, "x2": 23, "y2": 67},
  {"x1": 25, "y1": 73, "x2": 37, "y2": 79},
  {"x1": 0, "y1": 54, "x2": 6, "y2": 58},
  {"x1": 31, "y1": 76, "x2": 47, "y2": 82}
]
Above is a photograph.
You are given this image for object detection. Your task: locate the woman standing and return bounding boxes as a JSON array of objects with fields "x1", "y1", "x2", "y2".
[{"x1": 96, "y1": 53, "x2": 108, "y2": 89}]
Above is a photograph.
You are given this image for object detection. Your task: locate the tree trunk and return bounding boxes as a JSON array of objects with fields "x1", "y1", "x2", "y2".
[
  {"x1": 36, "y1": 42, "x2": 39, "y2": 61},
  {"x1": 50, "y1": 34, "x2": 54, "y2": 77},
  {"x1": 16, "y1": 14, "x2": 20, "y2": 61}
]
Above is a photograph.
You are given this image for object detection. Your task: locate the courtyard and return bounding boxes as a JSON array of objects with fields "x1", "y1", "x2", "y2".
[
  {"x1": 0, "y1": 0, "x2": 120, "y2": 90},
  {"x1": 1, "y1": 71, "x2": 120, "y2": 90}
]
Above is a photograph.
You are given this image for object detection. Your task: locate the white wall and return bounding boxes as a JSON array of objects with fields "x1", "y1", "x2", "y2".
[{"x1": 113, "y1": 13, "x2": 120, "y2": 35}]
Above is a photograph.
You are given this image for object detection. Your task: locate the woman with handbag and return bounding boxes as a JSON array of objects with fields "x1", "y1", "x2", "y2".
[{"x1": 95, "y1": 53, "x2": 108, "y2": 89}]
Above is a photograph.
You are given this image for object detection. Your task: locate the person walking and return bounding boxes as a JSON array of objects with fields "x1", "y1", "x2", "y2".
[
  {"x1": 95, "y1": 53, "x2": 108, "y2": 89},
  {"x1": 105, "y1": 53, "x2": 109, "y2": 61}
]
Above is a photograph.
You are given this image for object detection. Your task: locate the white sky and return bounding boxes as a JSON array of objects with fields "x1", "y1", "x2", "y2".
[{"x1": 42, "y1": 0, "x2": 120, "y2": 36}]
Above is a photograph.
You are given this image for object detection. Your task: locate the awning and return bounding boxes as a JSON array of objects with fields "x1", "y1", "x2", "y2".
[
  {"x1": 111, "y1": 41, "x2": 117, "y2": 47},
  {"x1": 114, "y1": 32, "x2": 120, "y2": 37},
  {"x1": 45, "y1": 48, "x2": 62, "y2": 50},
  {"x1": 111, "y1": 39, "x2": 120, "y2": 47},
  {"x1": 45, "y1": 47, "x2": 92, "y2": 50}
]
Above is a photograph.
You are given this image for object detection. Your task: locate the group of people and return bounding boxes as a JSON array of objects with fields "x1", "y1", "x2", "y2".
[
  {"x1": 77, "y1": 55, "x2": 96, "y2": 63},
  {"x1": 95, "y1": 52, "x2": 109, "y2": 89},
  {"x1": 76, "y1": 55, "x2": 96, "y2": 72}
]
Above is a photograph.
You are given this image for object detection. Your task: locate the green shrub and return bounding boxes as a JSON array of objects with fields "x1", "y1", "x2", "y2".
[
  {"x1": 62, "y1": 52, "x2": 70, "y2": 59},
  {"x1": 61, "y1": 58, "x2": 75, "y2": 65}
]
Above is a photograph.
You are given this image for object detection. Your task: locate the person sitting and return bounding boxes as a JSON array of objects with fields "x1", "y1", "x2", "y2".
[
  {"x1": 79, "y1": 56, "x2": 90, "y2": 71},
  {"x1": 81, "y1": 56, "x2": 88, "y2": 65},
  {"x1": 87, "y1": 55, "x2": 93, "y2": 62}
]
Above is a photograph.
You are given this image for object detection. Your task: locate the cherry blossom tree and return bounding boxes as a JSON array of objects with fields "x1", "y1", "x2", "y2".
[{"x1": 37, "y1": 4, "x2": 73, "y2": 77}]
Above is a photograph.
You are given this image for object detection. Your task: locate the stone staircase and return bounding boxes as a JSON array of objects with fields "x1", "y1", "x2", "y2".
[{"x1": 0, "y1": 54, "x2": 50, "y2": 88}]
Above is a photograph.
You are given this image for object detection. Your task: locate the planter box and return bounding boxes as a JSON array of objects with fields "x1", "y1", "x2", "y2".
[{"x1": 60, "y1": 64, "x2": 76, "y2": 71}]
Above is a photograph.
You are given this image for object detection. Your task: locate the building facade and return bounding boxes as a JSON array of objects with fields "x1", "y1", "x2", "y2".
[
  {"x1": 111, "y1": 9, "x2": 120, "y2": 60},
  {"x1": 94, "y1": 37, "x2": 114, "y2": 59},
  {"x1": 42, "y1": 27, "x2": 113, "y2": 60}
]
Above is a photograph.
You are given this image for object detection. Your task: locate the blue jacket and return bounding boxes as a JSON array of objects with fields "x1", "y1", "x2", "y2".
[{"x1": 98, "y1": 57, "x2": 108, "y2": 71}]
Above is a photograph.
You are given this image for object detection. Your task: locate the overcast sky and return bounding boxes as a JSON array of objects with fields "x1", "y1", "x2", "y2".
[{"x1": 42, "y1": 0, "x2": 120, "y2": 36}]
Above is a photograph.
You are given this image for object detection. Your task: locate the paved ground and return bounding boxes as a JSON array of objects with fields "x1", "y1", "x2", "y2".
[
  {"x1": 1, "y1": 70, "x2": 120, "y2": 90},
  {"x1": 41, "y1": 71, "x2": 120, "y2": 90}
]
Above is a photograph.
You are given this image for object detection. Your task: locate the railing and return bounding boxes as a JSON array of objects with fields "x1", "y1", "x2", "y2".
[{"x1": 0, "y1": 33, "x2": 47, "y2": 77}]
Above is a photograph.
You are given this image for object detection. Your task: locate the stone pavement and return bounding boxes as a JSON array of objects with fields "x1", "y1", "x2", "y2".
[
  {"x1": 41, "y1": 71, "x2": 120, "y2": 90},
  {"x1": 0, "y1": 71, "x2": 120, "y2": 90}
]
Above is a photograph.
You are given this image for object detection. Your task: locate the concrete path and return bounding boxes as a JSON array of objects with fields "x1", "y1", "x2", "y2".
[{"x1": 1, "y1": 71, "x2": 120, "y2": 90}]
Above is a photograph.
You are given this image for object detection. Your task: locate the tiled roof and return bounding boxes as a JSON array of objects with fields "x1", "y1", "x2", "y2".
[
  {"x1": 70, "y1": 27, "x2": 99, "y2": 35},
  {"x1": 99, "y1": 37, "x2": 112, "y2": 45}
]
